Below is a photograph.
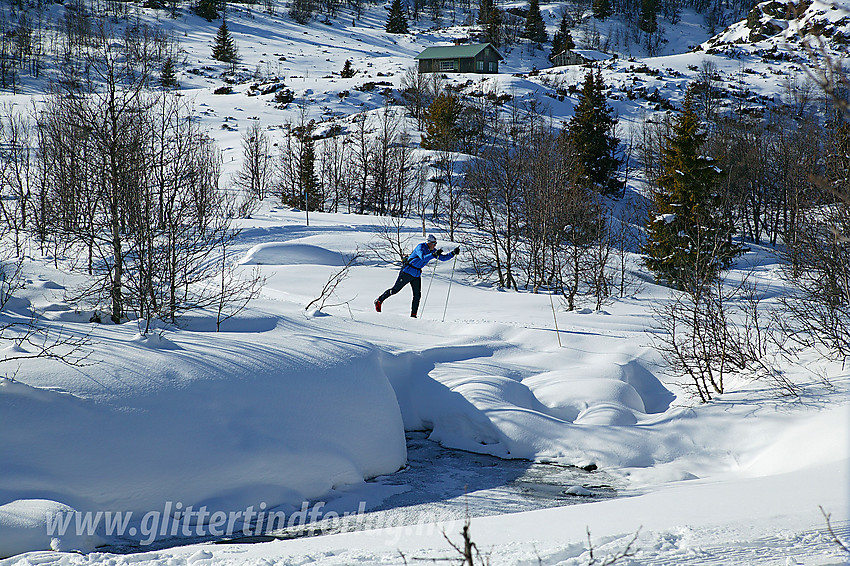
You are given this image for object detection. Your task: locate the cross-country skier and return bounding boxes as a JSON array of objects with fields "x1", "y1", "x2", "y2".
[{"x1": 375, "y1": 234, "x2": 460, "y2": 317}]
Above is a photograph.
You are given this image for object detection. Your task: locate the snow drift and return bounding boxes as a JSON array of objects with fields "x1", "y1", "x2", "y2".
[{"x1": 0, "y1": 322, "x2": 406, "y2": 556}]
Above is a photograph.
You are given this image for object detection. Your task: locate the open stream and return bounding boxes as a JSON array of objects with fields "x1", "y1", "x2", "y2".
[
  {"x1": 103, "y1": 433, "x2": 617, "y2": 553},
  {"x1": 229, "y1": 432, "x2": 618, "y2": 542}
]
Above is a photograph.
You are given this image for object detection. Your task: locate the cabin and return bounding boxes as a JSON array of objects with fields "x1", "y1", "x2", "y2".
[
  {"x1": 549, "y1": 48, "x2": 613, "y2": 67},
  {"x1": 414, "y1": 43, "x2": 504, "y2": 74}
]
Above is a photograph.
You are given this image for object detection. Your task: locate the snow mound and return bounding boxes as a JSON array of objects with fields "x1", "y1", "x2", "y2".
[
  {"x1": 130, "y1": 332, "x2": 182, "y2": 350},
  {"x1": 0, "y1": 499, "x2": 100, "y2": 558},
  {"x1": 379, "y1": 349, "x2": 504, "y2": 452},
  {"x1": 575, "y1": 403, "x2": 639, "y2": 425},
  {"x1": 744, "y1": 404, "x2": 850, "y2": 476},
  {"x1": 0, "y1": 334, "x2": 406, "y2": 549},
  {"x1": 528, "y1": 374, "x2": 647, "y2": 422},
  {"x1": 525, "y1": 360, "x2": 674, "y2": 423},
  {"x1": 240, "y1": 242, "x2": 346, "y2": 266}
]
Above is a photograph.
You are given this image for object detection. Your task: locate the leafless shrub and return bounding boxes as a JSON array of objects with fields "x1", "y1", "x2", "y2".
[
  {"x1": 400, "y1": 65, "x2": 433, "y2": 131},
  {"x1": 652, "y1": 273, "x2": 793, "y2": 403},
  {"x1": 820, "y1": 506, "x2": 850, "y2": 557},
  {"x1": 461, "y1": 119, "x2": 524, "y2": 290},
  {"x1": 1, "y1": 313, "x2": 92, "y2": 376},
  {"x1": 0, "y1": 250, "x2": 23, "y2": 311},
  {"x1": 407, "y1": 518, "x2": 491, "y2": 565},
  {"x1": 233, "y1": 120, "x2": 274, "y2": 202},
  {"x1": 305, "y1": 251, "x2": 360, "y2": 314},
  {"x1": 781, "y1": 2, "x2": 850, "y2": 361},
  {"x1": 0, "y1": 103, "x2": 36, "y2": 255},
  {"x1": 0, "y1": 247, "x2": 91, "y2": 376},
  {"x1": 609, "y1": 207, "x2": 646, "y2": 299},
  {"x1": 318, "y1": 129, "x2": 352, "y2": 214},
  {"x1": 636, "y1": 113, "x2": 673, "y2": 187},
  {"x1": 693, "y1": 59, "x2": 722, "y2": 121},
  {"x1": 585, "y1": 527, "x2": 641, "y2": 566},
  {"x1": 234, "y1": 184, "x2": 262, "y2": 218},
  {"x1": 551, "y1": 186, "x2": 610, "y2": 311},
  {"x1": 213, "y1": 255, "x2": 265, "y2": 332},
  {"x1": 410, "y1": 520, "x2": 640, "y2": 566},
  {"x1": 350, "y1": 113, "x2": 373, "y2": 215},
  {"x1": 441, "y1": 518, "x2": 489, "y2": 566},
  {"x1": 365, "y1": 216, "x2": 415, "y2": 265}
]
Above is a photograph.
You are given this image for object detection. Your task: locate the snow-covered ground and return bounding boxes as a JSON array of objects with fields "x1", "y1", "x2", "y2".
[
  {"x1": 2, "y1": 0, "x2": 850, "y2": 563},
  {"x1": 1, "y1": 208, "x2": 848, "y2": 564}
]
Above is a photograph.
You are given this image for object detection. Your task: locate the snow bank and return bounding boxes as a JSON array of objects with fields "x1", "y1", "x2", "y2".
[
  {"x1": 377, "y1": 347, "x2": 504, "y2": 452},
  {"x1": 375, "y1": 335, "x2": 685, "y2": 471},
  {"x1": 0, "y1": 500, "x2": 101, "y2": 557},
  {"x1": 743, "y1": 403, "x2": 850, "y2": 476},
  {"x1": 239, "y1": 242, "x2": 346, "y2": 266},
  {"x1": 0, "y1": 325, "x2": 406, "y2": 556}
]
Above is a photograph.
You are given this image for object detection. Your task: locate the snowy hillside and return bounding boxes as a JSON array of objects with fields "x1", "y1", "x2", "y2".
[
  {"x1": 0, "y1": 0, "x2": 849, "y2": 563},
  {"x1": 707, "y1": 0, "x2": 850, "y2": 50}
]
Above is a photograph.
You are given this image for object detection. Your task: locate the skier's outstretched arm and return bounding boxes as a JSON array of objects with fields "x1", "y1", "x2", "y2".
[{"x1": 437, "y1": 247, "x2": 459, "y2": 261}]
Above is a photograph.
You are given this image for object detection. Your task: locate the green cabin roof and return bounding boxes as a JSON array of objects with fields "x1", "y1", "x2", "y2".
[{"x1": 414, "y1": 43, "x2": 504, "y2": 61}]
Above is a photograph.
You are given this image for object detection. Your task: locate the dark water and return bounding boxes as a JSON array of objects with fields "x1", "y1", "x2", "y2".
[
  {"x1": 100, "y1": 433, "x2": 617, "y2": 552},
  {"x1": 255, "y1": 431, "x2": 618, "y2": 541}
]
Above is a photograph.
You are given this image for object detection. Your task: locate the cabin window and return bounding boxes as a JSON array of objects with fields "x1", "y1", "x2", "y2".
[
  {"x1": 440, "y1": 60, "x2": 455, "y2": 71},
  {"x1": 489, "y1": 61, "x2": 496, "y2": 72},
  {"x1": 477, "y1": 60, "x2": 484, "y2": 71}
]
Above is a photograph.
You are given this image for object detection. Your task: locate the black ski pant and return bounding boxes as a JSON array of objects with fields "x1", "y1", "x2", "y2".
[{"x1": 378, "y1": 271, "x2": 422, "y2": 315}]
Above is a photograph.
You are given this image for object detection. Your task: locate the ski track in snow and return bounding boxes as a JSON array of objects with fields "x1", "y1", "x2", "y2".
[
  {"x1": 624, "y1": 523, "x2": 850, "y2": 566},
  {"x1": 5, "y1": 522, "x2": 848, "y2": 565}
]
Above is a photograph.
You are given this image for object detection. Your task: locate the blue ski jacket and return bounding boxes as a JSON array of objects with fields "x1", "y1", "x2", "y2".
[{"x1": 402, "y1": 242, "x2": 454, "y2": 277}]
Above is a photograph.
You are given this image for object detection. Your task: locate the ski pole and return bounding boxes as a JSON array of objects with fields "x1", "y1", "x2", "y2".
[
  {"x1": 420, "y1": 259, "x2": 438, "y2": 317},
  {"x1": 442, "y1": 255, "x2": 457, "y2": 322},
  {"x1": 549, "y1": 288, "x2": 562, "y2": 347}
]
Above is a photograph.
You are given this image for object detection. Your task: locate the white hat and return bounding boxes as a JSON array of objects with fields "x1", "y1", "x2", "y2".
[{"x1": 427, "y1": 234, "x2": 437, "y2": 244}]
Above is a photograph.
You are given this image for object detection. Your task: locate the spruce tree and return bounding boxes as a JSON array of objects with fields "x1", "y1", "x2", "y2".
[
  {"x1": 298, "y1": 127, "x2": 321, "y2": 212},
  {"x1": 211, "y1": 20, "x2": 239, "y2": 65},
  {"x1": 289, "y1": 0, "x2": 313, "y2": 24},
  {"x1": 567, "y1": 69, "x2": 621, "y2": 195},
  {"x1": 160, "y1": 56, "x2": 178, "y2": 89},
  {"x1": 485, "y1": 7, "x2": 503, "y2": 46},
  {"x1": 194, "y1": 0, "x2": 220, "y2": 21},
  {"x1": 522, "y1": 0, "x2": 547, "y2": 45},
  {"x1": 340, "y1": 59, "x2": 356, "y2": 78},
  {"x1": 638, "y1": 0, "x2": 658, "y2": 34},
  {"x1": 386, "y1": 0, "x2": 409, "y2": 33},
  {"x1": 478, "y1": 0, "x2": 494, "y2": 24},
  {"x1": 592, "y1": 0, "x2": 611, "y2": 20},
  {"x1": 421, "y1": 92, "x2": 463, "y2": 151},
  {"x1": 642, "y1": 89, "x2": 743, "y2": 289},
  {"x1": 551, "y1": 12, "x2": 574, "y2": 59}
]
